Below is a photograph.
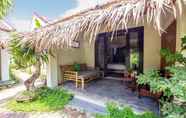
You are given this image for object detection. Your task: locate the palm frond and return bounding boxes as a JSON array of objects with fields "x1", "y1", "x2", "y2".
[
  {"x1": 0, "y1": 0, "x2": 12, "y2": 19},
  {"x1": 9, "y1": 33, "x2": 49, "y2": 69}
]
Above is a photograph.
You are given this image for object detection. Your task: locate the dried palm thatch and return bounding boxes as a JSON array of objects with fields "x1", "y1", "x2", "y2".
[
  {"x1": 0, "y1": 20, "x2": 15, "y2": 49},
  {"x1": 0, "y1": 39, "x2": 8, "y2": 49},
  {"x1": 21, "y1": 0, "x2": 186, "y2": 51}
]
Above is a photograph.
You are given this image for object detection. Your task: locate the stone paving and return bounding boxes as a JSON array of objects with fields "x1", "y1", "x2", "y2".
[
  {"x1": 0, "y1": 74, "x2": 159, "y2": 118},
  {"x1": 0, "y1": 70, "x2": 30, "y2": 103},
  {"x1": 0, "y1": 84, "x2": 25, "y2": 103},
  {"x1": 63, "y1": 78, "x2": 159, "y2": 115}
]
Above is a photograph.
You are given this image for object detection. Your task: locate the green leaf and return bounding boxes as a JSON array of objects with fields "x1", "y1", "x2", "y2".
[{"x1": 34, "y1": 19, "x2": 41, "y2": 28}]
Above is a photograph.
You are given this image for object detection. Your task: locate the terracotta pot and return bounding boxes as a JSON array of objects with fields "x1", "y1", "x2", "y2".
[
  {"x1": 139, "y1": 88, "x2": 162, "y2": 100},
  {"x1": 151, "y1": 92, "x2": 163, "y2": 99},
  {"x1": 139, "y1": 89, "x2": 151, "y2": 97}
]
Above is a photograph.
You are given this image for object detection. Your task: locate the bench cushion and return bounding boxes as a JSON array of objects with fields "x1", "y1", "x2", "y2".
[{"x1": 78, "y1": 70, "x2": 99, "y2": 79}]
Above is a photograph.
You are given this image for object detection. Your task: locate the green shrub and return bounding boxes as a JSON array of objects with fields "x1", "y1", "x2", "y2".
[
  {"x1": 137, "y1": 66, "x2": 186, "y2": 118},
  {"x1": 161, "y1": 101, "x2": 186, "y2": 118},
  {"x1": 139, "y1": 112, "x2": 158, "y2": 118},
  {"x1": 96, "y1": 103, "x2": 159, "y2": 118},
  {"x1": 137, "y1": 35, "x2": 186, "y2": 118},
  {"x1": 137, "y1": 70, "x2": 172, "y2": 97},
  {"x1": 7, "y1": 87, "x2": 73, "y2": 112},
  {"x1": 9, "y1": 63, "x2": 20, "y2": 83}
]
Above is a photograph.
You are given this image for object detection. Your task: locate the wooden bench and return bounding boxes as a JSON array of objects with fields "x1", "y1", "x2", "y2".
[{"x1": 60, "y1": 64, "x2": 102, "y2": 89}]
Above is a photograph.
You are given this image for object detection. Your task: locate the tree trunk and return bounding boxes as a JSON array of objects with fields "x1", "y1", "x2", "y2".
[{"x1": 24, "y1": 60, "x2": 41, "y2": 91}]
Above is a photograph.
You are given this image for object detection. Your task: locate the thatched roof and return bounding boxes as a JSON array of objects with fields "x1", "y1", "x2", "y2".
[
  {"x1": 21, "y1": 0, "x2": 186, "y2": 51},
  {"x1": 0, "y1": 20, "x2": 15, "y2": 49}
]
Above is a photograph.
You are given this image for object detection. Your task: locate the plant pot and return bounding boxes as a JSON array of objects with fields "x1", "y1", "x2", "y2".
[
  {"x1": 138, "y1": 88, "x2": 162, "y2": 100},
  {"x1": 164, "y1": 72, "x2": 172, "y2": 79},
  {"x1": 151, "y1": 92, "x2": 163, "y2": 100},
  {"x1": 139, "y1": 88, "x2": 151, "y2": 97}
]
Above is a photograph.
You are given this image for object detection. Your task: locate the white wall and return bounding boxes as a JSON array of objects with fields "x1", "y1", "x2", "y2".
[
  {"x1": 1, "y1": 49, "x2": 10, "y2": 81},
  {"x1": 47, "y1": 54, "x2": 58, "y2": 88}
]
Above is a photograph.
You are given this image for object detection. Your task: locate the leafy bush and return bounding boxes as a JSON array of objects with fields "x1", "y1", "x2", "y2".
[
  {"x1": 8, "y1": 63, "x2": 19, "y2": 85},
  {"x1": 138, "y1": 35, "x2": 186, "y2": 118},
  {"x1": 161, "y1": 101, "x2": 186, "y2": 118},
  {"x1": 0, "y1": 0, "x2": 12, "y2": 19},
  {"x1": 7, "y1": 87, "x2": 73, "y2": 112},
  {"x1": 96, "y1": 103, "x2": 158, "y2": 118},
  {"x1": 160, "y1": 35, "x2": 186, "y2": 65},
  {"x1": 130, "y1": 52, "x2": 139, "y2": 69},
  {"x1": 137, "y1": 66, "x2": 186, "y2": 118},
  {"x1": 137, "y1": 70, "x2": 171, "y2": 96}
]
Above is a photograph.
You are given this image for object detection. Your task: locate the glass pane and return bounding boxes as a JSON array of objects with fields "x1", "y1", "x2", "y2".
[{"x1": 129, "y1": 32, "x2": 139, "y2": 71}]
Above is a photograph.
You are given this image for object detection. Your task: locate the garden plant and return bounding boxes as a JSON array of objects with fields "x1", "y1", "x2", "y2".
[{"x1": 137, "y1": 35, "x2": 186, "y2": 118}]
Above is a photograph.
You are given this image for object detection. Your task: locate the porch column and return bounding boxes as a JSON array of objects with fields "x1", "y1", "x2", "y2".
[
  {"x1": 1, "y1": 49, "x2": 10, "y2": 81},
  {"x1": 47, "y1": 54, "x2": 58, "y2": 88}
]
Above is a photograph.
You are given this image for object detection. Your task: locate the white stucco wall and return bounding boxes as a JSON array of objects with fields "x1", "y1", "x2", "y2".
[
  {"x1": 47, "y1": 54, "x2": 58, "y2": 88},
  {"x1": 1, "y1": 49, "x2": 10, "y2": 81},
  {"x1": 143, "y1": 23, "x2": 161, "y2": 71}
]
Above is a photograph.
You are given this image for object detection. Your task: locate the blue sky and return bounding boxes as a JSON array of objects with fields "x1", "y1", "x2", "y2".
[
  {"x1": 5, "y1": 0, "x2": 108, "y2": 31},
  {"x1": 8, "y1": 0, "x2": 77, "y2": 20}
]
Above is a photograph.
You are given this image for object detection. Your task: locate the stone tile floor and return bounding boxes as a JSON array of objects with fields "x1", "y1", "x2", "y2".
[{"x1": 63, "y1": 78, "x2": 159, "y2": 115}]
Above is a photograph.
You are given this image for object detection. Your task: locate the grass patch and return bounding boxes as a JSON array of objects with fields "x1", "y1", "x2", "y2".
[
  {"x1": 96, "y1": 103, "x2": 159, "y2": 118},
  {"x1": 7, "y1": 87, "x2": 73, "y2": 112}
]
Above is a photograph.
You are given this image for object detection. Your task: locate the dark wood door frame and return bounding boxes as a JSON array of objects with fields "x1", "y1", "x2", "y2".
[
  {"x1": 161, "y1": 20, "x2": 177, "y2": 69},
  {"x1": 95, "y1": 26, "x2": 144, "y2": 73}
]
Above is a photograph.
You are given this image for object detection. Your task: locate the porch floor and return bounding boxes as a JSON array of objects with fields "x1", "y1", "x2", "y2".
[{"x1": 63, "y1": 78, "x2": 159, "y2": 114}]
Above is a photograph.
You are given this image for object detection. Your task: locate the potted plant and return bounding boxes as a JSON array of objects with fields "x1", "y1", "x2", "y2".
[
  {"x1": 127, "y1": 68, "x2": 133, "y2": 77},
  {"x1": 137, "y1": 70, "x2": 164, "y2": 100}
]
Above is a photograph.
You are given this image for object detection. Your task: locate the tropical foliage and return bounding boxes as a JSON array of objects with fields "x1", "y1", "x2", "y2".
[
  {"x1": 160, "y1": 36, "x2": 186, "y2": 65},
  {"x1": 137, "y1": 68, "x2": 186, "y2": 118},
  {"x1": 137, "y1": 35, "x2": 186, "y2": 118},
  {"x1": 96, "y1": 103, "x2": 158, "y2": 118},
  {"x1": 0, "y1": 0, "x2": 12, "y2": 18},
  {"x1": 9, "y1": 33, "x2": 49, "y2": 91},
  {"x1": 10, "y1": 35, "x2": 48, "y2": 69},
  {"x1": 9, "y1": 15, "x2": 51, "y2": 91},
  {"x1": 7, "y1": 87, "x2": 73, "y2": 112},
  {"x1": 161, "y1": 101, "x2": 186, "y2": 118},
  {"x1": 137, "y1": 70, "x2": 172, "y2": 97},
  {"x1": 130, "y1": 52, "x2": 139, "y2": 69}
]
